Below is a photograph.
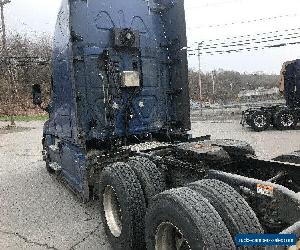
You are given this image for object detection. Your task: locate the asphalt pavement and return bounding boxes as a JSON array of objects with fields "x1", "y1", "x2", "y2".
[
  {"x1": 0, "y1": 119, "x2": 299, "y2": 249},
  {"x1": 0, "y1": 121, "x2": 111, "y2": 250}
]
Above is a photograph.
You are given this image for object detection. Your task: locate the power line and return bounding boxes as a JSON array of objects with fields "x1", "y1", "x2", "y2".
[
  {"x1": 188, "y1": 32, "x2": 300, "y2": 53},
  {"x1": 188, "y1": 40, "x2": 300, "y2": 56},
  {"x1": 196, "y1": 40, "x2": 300, "y2": 55},
  {"x1": 188, "y1": 13, "x2": 299, "y2": 30},
  {"x1": 203, "y1": 27, "x2": 300, "y2": 43},
  {"x1": 0, "y1": 56, "x2": 50, "y2": 66},
  {"x1": 187, "y1": 28, "x2": 300, "y2": 55},
  {"x1": 199, "y1": 32, "x2": 300, "y2": 51},
  {"x1": 200, "y1": 29, "x2": 300, "y2": 49}
]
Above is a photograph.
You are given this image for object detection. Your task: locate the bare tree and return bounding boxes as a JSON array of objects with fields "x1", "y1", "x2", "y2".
[
  {"x1": 189, "y1": 69, "x2": 279, "y2": 104},
  {"x1": 0, "y1": 33, "x2": 52, "y2": 118}
]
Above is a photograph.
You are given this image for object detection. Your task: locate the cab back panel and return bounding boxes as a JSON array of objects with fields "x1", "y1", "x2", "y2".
[{"x1": 68, "y1": 0, "x2": 190, "y2": 142}]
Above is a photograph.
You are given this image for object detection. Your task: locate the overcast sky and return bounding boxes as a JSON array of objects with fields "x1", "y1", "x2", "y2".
[{"x1": 5, "y1": 0, "x2": 300, "y2": 74}]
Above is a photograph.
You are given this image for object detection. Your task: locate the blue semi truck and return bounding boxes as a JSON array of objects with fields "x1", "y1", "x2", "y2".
[{"x1": 32, "y1": 0, "x2": 300, "y2": 249}]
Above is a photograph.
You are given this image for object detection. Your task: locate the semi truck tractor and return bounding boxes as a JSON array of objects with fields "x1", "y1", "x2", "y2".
[
  {"x1": 241, "y1": 60, "x2": 300, "y2": 132},
  {"x1": 32, "y1": 0, "x2": 300, "y2": 249}
]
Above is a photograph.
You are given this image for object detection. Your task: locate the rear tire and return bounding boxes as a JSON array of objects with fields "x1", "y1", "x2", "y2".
[
  {"x1": 188, "y1": 179, "x2": 264, "y2": 241},
  {"x1": 274, "y1": 109, "x2": 297, "y2": 130},
  {"x1": 99, "y1": 162, "x2": 146, "y2": 249},
  {"x1": 145, "y1": 187, "x2": 236, "y2": 250},
  {"x1": 127, "y1": 157, "x2": 166, "y2": 206},
  {"x1": 249, "y1": 110, "x2": 270, "y2": 132}
]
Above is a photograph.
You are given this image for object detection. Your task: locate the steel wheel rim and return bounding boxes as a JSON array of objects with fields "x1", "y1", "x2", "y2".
[
  {"x1": 280, "y1": 114, "x2": 294, "y2": 127},
  {"x1": 103, "y1": 185, "x2": 122, "y2": 237},
  {"x1": 155, "y1": 222, "x2": 191, "y2": 250},
  {"x1": 253, "y1": 114, "x2": 266, "y2": 128}
]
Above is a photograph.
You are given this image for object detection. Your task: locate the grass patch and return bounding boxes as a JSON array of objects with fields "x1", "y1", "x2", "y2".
[{"x1": 0, "y1": 115, "x2": 48, "y2": 122}]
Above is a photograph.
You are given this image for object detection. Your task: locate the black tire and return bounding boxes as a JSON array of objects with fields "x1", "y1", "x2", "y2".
[
  {"x1": 249, "y1": 110, "x2": 270, "y2": 132},
  {"x1": 45, "y1": 158, "x2": 55, "y2": 174},
  {"x1": 274, "y1": 109, "x2": 298, "y2": 130},
  {"x1": 244, "y1": 111, "x2": 255, "y2": 126},
  {"x1": 145, "y1": 187, "x2": 236, "y2": 250},
  {"x1": 99, "y1": 162, "x2": 146, "y2": 250},
  {"x1": 188, "y1": 179, "x2": 264, "y2": 244},
  {"x1": 127, "y1": 157, "x2": 166, "y2": 206}
]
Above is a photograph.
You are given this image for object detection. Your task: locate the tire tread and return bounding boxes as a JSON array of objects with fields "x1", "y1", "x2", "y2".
[
  {"x1": 188, "y1": 179, "x2": 263, "y2": 242},
  {"x1": 100, "y1": 162, "x2": 146, "y2": 249},
  {"x1": 146, "y1": 187, "x2": 236, "y2": 249},
  {"x1": 128, "y1": 157, "x2": 166, "y2": 205}
]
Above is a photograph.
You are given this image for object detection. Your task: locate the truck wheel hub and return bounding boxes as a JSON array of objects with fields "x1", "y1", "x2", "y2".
[
  {"x1": 155, "y1": 222, "x2": 191, "y2": 250},
  {"x1": 280, "y1": 114, "x2": 294, "y2": 127},
  {"x1": 103, "y1": 185, "x2": 122, "y2": 237},
  {"x1": 253, "y1": 115, "x2": 266, "y2": 128}
]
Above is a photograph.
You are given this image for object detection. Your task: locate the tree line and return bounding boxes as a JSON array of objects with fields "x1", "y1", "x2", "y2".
[
  {"x1": 0, "y1": 33, "x2": 280, "y2": 116},
  {"x1": 0, "y1": 33, "x2": 51, "y2": 116},
  {"x1": 188, "y1": 69, "x2": 279, "y2": 104}
]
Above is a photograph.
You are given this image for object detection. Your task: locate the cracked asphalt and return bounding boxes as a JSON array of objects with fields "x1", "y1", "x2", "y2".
[
  {"x1": 0, "y1": 119, "x2": 299, "y2": 249},
  {"x1": 0, "y1": 121, "x2": 111, "y2": 250}
]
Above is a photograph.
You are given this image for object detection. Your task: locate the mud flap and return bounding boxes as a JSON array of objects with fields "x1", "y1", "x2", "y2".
[
  {"x1": 59, "y1": 142, "x2": 90, "y2": 202},
  {"x1": 272, "y1": 151, "x2": 300, "y2": 184}
]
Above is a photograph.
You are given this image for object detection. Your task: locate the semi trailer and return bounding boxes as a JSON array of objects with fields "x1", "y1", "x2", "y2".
[
  {"x1": 241, "y1": 60, "x2": 300, "y2": 132},
  {"x1": 32, "y1": 0, "x2": 300, "y2": 249}
]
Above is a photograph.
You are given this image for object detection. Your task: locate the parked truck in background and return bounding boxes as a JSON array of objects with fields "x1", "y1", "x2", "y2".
[
  {"x1": 241, "y1": 60, "x2": 300, "y2": 131},
  {"x1": 31, "y1": 0, "x2": 300, "y2": 249}
]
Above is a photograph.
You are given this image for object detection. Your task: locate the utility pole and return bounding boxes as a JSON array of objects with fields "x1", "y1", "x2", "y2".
[
  {"x1": 0, "y1": 0, "x2": 14, "y2": 126},
  {"x1": 197, "y1": 42, "x2": 203, "y2": 101},
  {"x1": 211, "y1": 70, "x2": 216, "y2": 103},
  {"x1": 0, "y1": 0, "x2": 10, "y2": 51}
]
